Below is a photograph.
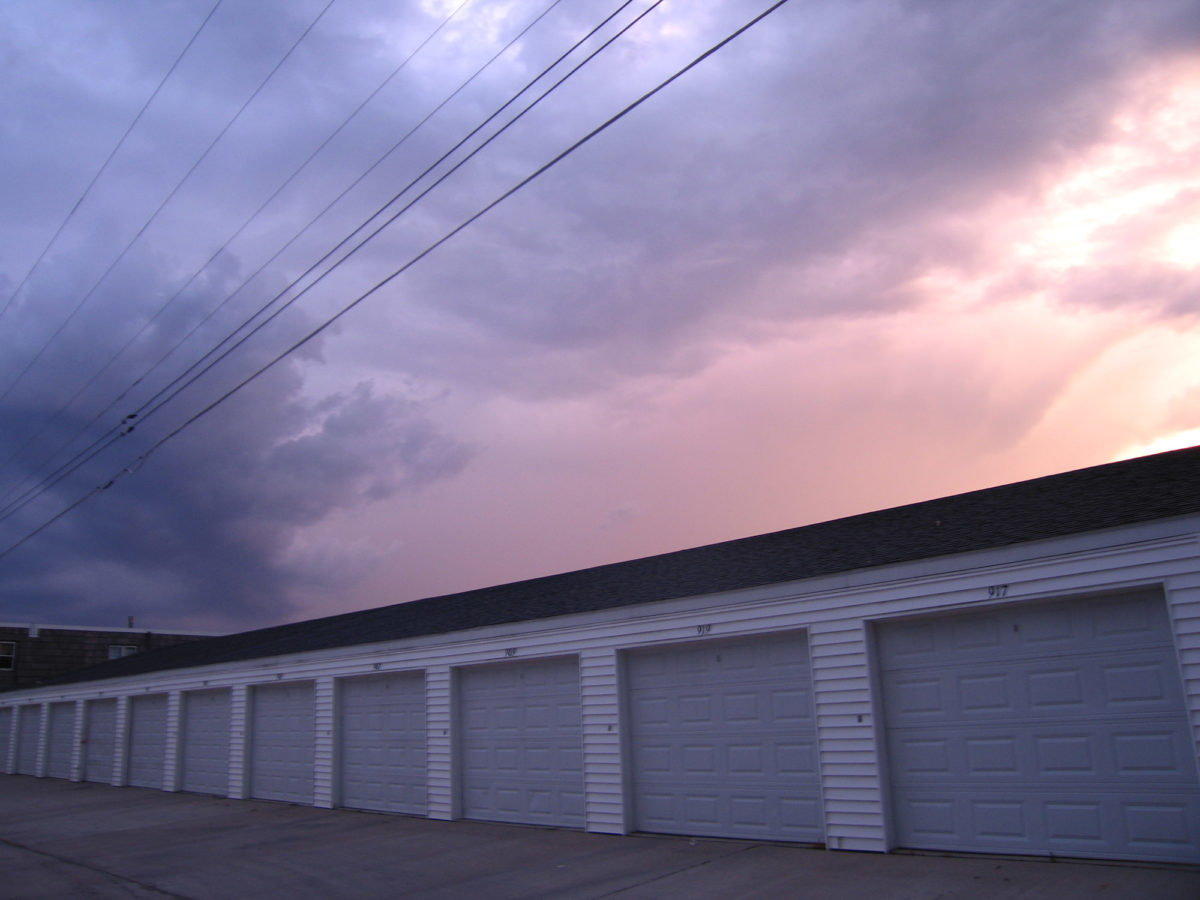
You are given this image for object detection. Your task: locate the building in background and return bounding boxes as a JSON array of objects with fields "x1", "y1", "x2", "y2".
[{"x1": 0, "y1": 624, "x2": 216, "y2": 692}]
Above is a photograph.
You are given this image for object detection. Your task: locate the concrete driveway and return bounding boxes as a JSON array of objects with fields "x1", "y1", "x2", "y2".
[{"x1": 2, "y1": 776, "x2": 1197, "y2": 899}]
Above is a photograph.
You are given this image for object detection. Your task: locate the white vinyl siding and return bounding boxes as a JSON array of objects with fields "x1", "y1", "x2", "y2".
[
  {"x1": 338, "y1": 672, "x2": 426, "y2": 815},
  {"x1": 250, "y1": 681, "x2": 315, "y2": 804},
  {"x1": 180, "y1": 688, "x2": 231, "y2": 796},
  {"x1": 126, "y1": 694, "x2": 168, "y2": 789},
  {"x1": 878, "y1": 590, "x2": 1200, "y2": 863},
  {"x1": 83, "y1": 699, "x2": 117, "y2": 784},
  {"x1": 46, "y1": 702, "x2": 75, "y2": 780},
  {"x1": 580, "y1": 649, "x2": 623, "y2": 834},
  {"x1": 0, "y1": 515, "x2": 1196, "y2": 865},
  {"x1": 625, "y1": 631, "x2": 822, "y2": 842},
  {"x1": 425, "y1": 667, "x2": 453, "y2": 820},
  {"x1": 458, "y1": 656, "x2": 584, "y2": 827}
]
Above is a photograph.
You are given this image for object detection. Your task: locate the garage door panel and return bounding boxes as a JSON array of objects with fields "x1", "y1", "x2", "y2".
[
  {"x1": 626, "y1": 631, "x2": 822, "y2": 843},
  {"x1": 16, "y1": 706, "x2": 40, "y2": 775},
  {"x1": 1027, "y1": 668, "x2": 1086, "y2": 709},
  {"x1": 778, "y1": 740, "x2": 818, "y2": 775},
  {"x1": 127, "y1": 694, "x2": 168, "y2": 789},
  {"x1": 83, "y1": 699, "x2": 117, "y2": 784},
  {"x1": 771, "y1": 688, "x2": 813, "y2": 721},
  {"x1": 898, "y1": 789, "x2": 1200, "y2": 857},
  {"x1": 459, "y1": 657, "x2": 584, "y2": 828},
  {"x1": 1093, "y1": 597, "x2": 1157, "y2": 637},
  {"x1": 251, "y1": 682, "x2": 315, "y2": 804},
  {"x1": 46, "y1": 702, "x2": 74, "y2": 779},
  {"x1": 880, "y1": 591, "x2": 1200, "y2": 862},
  {"x1": 883, "y1": 596, "x2": 1177, "y2": 670},
  {"x1": 891, "y1": 656, "x2": 1186, "y2": 725},
  {"x1": 338, "y1": 672, "x2": 426, "y2": 816},
  {"x1": 181, "y1": 689, "x2": 230, "y2": 796},
  {"x1": 892, "y1": 720, "x2": 1197, "y2": 786},
  {"x1": 638, "y1": 787, "x2": 818, "y2": 838}
]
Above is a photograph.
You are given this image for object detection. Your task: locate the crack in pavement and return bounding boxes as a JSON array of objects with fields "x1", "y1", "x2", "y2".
[{"x1": 0, "y1": 835, "x2": 194, "y2": 900}]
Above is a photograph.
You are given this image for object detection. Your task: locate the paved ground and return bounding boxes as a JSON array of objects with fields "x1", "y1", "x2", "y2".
[{"x1": 2, "y1": 776, "x2": 1198, "y2": 899}]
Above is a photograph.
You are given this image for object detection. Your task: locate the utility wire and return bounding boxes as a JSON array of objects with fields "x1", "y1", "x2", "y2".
[
  {"x1": 0, "y1": 0, "x2": 795, "y2": 562},
  {"x1": 0, "y1": 0, "x2": 630, "y2": 526},
  {"x1": 113, "y1": 0, "x2": 582, "y2": 427},
  {"x1": 0, "y1": 0, "x2": 627, "y2": 521},
  {"x1": 0, "y1": 0, "x2": 476, "y2": 508},
  {"x1": 0, "y1": 0, "x2": 225, "y2": 326},
  {"x1": 128, "y1": 0, "x2": 634, "y2": 426},
  {"x1": 0, "y1": 0, "x2": 338, "y2": 407}
]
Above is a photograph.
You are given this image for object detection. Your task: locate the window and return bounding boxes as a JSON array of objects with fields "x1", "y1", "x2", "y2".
[
  {"x1": 0, "y1": 641, "x2": 14, "y2": 670},
  {"x1": 108, "y1": 644, "x2": 138, "y2": 660}
]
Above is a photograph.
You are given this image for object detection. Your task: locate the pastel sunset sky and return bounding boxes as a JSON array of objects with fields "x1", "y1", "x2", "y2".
[{"x1": 1, "y1": 0, "x2": 1198, "y2": 631}]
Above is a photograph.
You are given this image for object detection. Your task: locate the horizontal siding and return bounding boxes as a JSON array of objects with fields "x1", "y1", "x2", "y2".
[
  {"x1": 111, "y1": 697, "x2": 129, "y2": 787},
  {"x1": 163, "y1": 692, "x2": 181, "y2": 792},
  {"x1": 1, "y1": 525, "x2": 1197, "y2": 857},
  {"x1": 1166, "y1": 580, "x2": 1200, "y2": 772},
  {"x1": 36, "y1": 702, "x2": 50, "y2": 777},
  {"x1": 314, "y1": 677, "x2": 335, "y2": 809},
  {"x1": 425, "y1": 667, "x2": 452, "y2": 820},
  {"x1": 580, "y1": 648, "x2": 623, "y2": 834},
  {"x1": 68, "y1": 700, "x2": 85, "y2": 782},
  {"x1": 227, "y1": 685, "x2": 248, "y2": 800},
  {"x1": 811, "y1": 622, "x2": 886, "y2": 852}
]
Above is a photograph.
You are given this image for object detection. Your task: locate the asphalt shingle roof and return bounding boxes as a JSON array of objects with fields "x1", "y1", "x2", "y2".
[{"x1": 36, "y1": 444, "x2": 1200, "y2": 687}]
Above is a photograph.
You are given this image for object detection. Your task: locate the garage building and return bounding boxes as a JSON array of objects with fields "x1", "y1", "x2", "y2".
[{"x1": 3, "y1": 447, "x2": 1199, "y2": 864}]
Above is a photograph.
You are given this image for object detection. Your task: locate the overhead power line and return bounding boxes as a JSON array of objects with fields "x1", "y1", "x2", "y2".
[
  {"x1": 0, "y1": 0, "x2": 225, "y2": 326},
  {"x1": 0, "y1": 0, "x2": 478, "y2": 509},
  {"x1": 0, "y1": 0, "x2": 338, "y2": 407},
  {"x1": 0, "y1": 0, "x2": 795, "y2": 563},
  {"x1": 125, "y1": 0, "x2": 646, "y2": 430},
  {"x1": 0, "y1": 0, "x2": 631, "y2": 522}
]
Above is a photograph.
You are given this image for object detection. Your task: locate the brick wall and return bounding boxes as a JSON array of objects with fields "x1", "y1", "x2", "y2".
[{"x1": 0, "y1": 627, "x2": 209, "y2": 692}]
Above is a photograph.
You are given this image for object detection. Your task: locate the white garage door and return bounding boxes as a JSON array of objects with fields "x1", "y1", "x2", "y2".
[
  {"x1": 626, "y1": 631, "x2": 822, "y2": 842},
  {"x1": 250, "y1": 681, "x2": 315, "y2": 804},
  {"x1": 127, "y1": 694, "x2": 168, "y2": 789},
  {"x1": 0, "y1": 707, "x2": 11, "y2": 772},
  {"x1": 459, "y1": 656, "x2": 584, "y2": 827},
  {"x1": 181, "y1": 688, "x2": 231, "y2": 796},
  {"x1": 339, "y1": 672, "x2": 426, "y2": 815},
  {"x1": 83, "y1": 698, "x2": 117, "y2": 784},
  {"x1": 46, "y1": 702, "x2": 76, "y2": 780},
  {"x1": 16, "y1": 705, "x2": 41, "y2": 775},
  {"x1": 879, "y1": 591, "x2": 1200, "y2": 863}
]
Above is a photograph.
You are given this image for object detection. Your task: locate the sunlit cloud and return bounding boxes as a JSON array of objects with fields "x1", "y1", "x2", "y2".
[
  {"x1": 1011, "y1": 60, "x2": 1200, "y2": 275},
  {"x1": 1160, "y1": 222, "x2": 1200, "y2": 269},
  {"x1": 1114, "y1": 427, "x2": 1200, "y2": 461}
]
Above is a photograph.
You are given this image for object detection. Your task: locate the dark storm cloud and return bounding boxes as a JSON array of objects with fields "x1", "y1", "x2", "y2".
[
  {"x1": 0, "y1": 359, "x2": 473, "y2": 629},
  {"x1": 1, "y1": 0, "x2": 1196, "y2": 628},
  {"x1": 0, "y1": 187, "x2": 472, "y2": 629}
]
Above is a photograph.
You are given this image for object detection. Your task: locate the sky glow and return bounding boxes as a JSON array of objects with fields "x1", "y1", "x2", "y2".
[{"x1": 1, "y1": 0, "x2": 1197, "y2": 630}]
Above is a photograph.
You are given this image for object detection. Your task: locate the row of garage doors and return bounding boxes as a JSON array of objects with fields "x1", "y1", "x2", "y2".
[{"x1": 3, "y1": 591, "x2": 1198, "y2": 862}]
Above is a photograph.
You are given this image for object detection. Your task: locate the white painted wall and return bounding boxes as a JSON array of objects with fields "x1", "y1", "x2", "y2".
[{"x1": 2, "y1": 517, "x2": 1198, "y2": 859}]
